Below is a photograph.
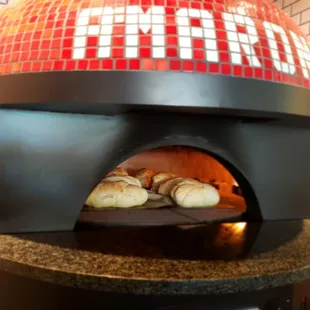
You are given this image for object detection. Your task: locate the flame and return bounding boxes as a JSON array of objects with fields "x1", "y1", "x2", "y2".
[{"x1": 222, "y1": 222, "x2": 247, "y2": 233}]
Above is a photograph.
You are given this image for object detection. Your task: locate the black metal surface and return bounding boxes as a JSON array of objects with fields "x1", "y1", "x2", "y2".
[
  {"x1": 0, "y1": 71, "x2": 309, "y2": 119},
  {"x1": 1, "y1": 109, "x2": 310, "y2": 232},
  {"x1": 77, "y1": 207, "x2": 243, "y2": 227}
]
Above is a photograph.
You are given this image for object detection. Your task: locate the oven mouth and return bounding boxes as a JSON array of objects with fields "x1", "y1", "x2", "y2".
[{"x1": 76, "y1": 145, "x2": 259, "y2": 229}]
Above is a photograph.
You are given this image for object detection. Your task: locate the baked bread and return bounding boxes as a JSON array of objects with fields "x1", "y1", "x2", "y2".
[
  {"x1": 171, "y1": 181, "x2": 220, "y2": 208},
  {"x1": 151, "y1": 172, "x2": 177, "y2": 192},
  {"x1": 86, "y1": 181, "x2": 148, "y2": 208},
  {"x1": 103, "y1": 175, "x2": 141, "y2": 187},
  {"x1": 158, "y1": 177, "x2": 200, "y2": 196},
  {"x1": 106, "y1": 167, "x2": 128, "y2": 177},
  {"x1": 135, "y1": 168, "x2": 156, "y2": 189}
]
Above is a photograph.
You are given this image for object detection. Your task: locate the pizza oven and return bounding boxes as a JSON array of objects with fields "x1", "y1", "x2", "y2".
[{"x1": 0, "y1": 0, "x2": 309, "y2": 233}]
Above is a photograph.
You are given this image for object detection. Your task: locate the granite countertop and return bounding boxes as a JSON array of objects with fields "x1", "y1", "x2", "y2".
[{"x1": 0, "y1": 220, "x2": 310, "y2": 295}]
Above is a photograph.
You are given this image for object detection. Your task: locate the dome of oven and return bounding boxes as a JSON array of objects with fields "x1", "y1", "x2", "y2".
[{"x1": 0, "y1": 0, "x2": 309, "y2": 88}]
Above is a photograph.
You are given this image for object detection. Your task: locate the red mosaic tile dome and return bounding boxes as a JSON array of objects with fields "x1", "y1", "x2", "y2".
[{"x1": 0, "y1": 0, "x2": 309, "y2": 88}]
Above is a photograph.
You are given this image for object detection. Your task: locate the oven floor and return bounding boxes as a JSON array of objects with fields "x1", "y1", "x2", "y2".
[{"x1": 77, "y1": 194, "x2": 246, "y2": 227}]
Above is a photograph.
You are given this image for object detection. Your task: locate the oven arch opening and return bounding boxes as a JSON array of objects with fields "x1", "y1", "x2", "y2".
[{"x1": 76, "y1": 144, "x2": 260, "y2": 229}]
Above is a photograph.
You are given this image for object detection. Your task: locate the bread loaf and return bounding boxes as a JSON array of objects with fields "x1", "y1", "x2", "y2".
[
  {"x1": 158, "y1": 177, "x2": 200, "y2": 196},
  {"x1": 151, "y1": 172, "x2": 177, "y2": 192},
  {"x1": 103, "y1": 175, "x2": 141, "y2": 187},
  {"x1": 171, "y1": 181, "x2": 220, "y2": 208},
  {"x1": 106, "y1": 167, "x2": 128, "y2": 177},
  {"x1": 86, "y1": 181, "x2": 148, "y2": 208},
  {"x1": 135, "y1": 168, "x2": 156, "y2": 189}
]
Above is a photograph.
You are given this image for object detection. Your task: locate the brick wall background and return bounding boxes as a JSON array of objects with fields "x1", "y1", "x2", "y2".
[{"x1": 273, "y1": 0, "x2": 310, "y2": 38}]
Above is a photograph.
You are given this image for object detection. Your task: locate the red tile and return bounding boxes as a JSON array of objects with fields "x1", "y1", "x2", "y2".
[
  {"x1": 31, "y1": 41, "x2": 40, "y2": 50},
  {"x1": 66, "y1": 18, "x2": 75, "y2": 27},
  {"x1": 33, "y1": 31, "x2": 42, "y2": 40},
  {"x1": 215, "y1": 20, "x2": 225, "y2": 30},
  {"x1": 193, "y1": 50, "x2": 204, "y2": 60},
  {"x1": 41, "y1": 39, "x2": 50, "y2": 49},
  {"x1": 183, "y1": 61, "x2": 194, "y2": 72},
  {"x1": 129, "y1": 59, "x2": 140, "y2": 70},
  {"x1": 86, "y1": 48, "x2": 97, "y2": 58},
  {"x1": 196, "y1": 61, "x2": 207, "y2": 72},
  {"x1": 112, "y1": 36, "x2": 124, "y2": 46},
  {"x1": 62, "y1": 49, "x2": 72, "y2": 59},
  {"x1": 15, "y1": 34, "x2": 23, "y2": 42},
  {"x1": 30, "y1": 51, "x2": 39, "y2": 60},
  {"x1": 78, "y1": 60, "x2": 89, "y2": 70},
  {"x1": 116, "y1": 59, "x2": 127, "y2": 70},
  {"x1": 254, "y1": 68, "x2": 263, "y2": 79},
  {"x1": 264, "y1": 70, "x2": 273, "y2": 80},
  {"x1": 42, "y1": 61, "x2": 53, "y2": 71},
  {"x1": 21, "y1": 42, "x2": 31, "y2": 51},
  {"x1": 191, "y1": 2, "x2": 202, "y2": 9},
  {"x1": 45, "y1": 21, "x2": 54, "y2": 29},
  {"x1": 32, "y1": 62, "x2": 42, "y2": 72},
  {"x1": 140, "y1": 36, "x2": 151, "y2": 46},
  {"x1": 53, "y1": 61, "x2": 64, "y2": 70},
  {"x1": 63, "y1": 38, "x2": 73, "y2": 48},
  {"x1": 167, "y1": 48, "x2": 177, "y2": 57},
  {"x1": 179, "y1": 1, "x2": 189, "y2": 7},
  {"x1": 102, "y1": 59, "x2": 113, "y2": 70},
  {"x1": 29, "y1": 16, "x2": 38, "y2": 23},
  {"x1": 166, "y1": 36, "x2": 178, "y2": 46},
  {"x1": 193, "y1": 39, "x2": 204, "y2": 49},
  {"x1": 203, "y1": 3, "x2": 213, "y2": 10},
  {"x1": 265, "y1": 59, "x2": 273, "y2": 69},
  {"x1": 21, "y1": 52, "x2": 29, "y2": 61},
  {"x1": 141, "y1": 59, "x2": 154, "y2": 70},
  {"x1": 166, "y1": 16, "x2": 175, "y2": 25},
  {"x1": 87, "y1": 37, "x2": 99, "y2": 47},
  {"x1": 54, "y1": 29, "x2": 63, "y2": 38},
  {"x1": 13, "y1": 43, "x2": 21, "y2": 52},
  {"x1": 209, "y1": 63, "x2": 220, "y2": 73},
  {"x1": 112, "y1": 48, "x2": 123, "y2": 58},
  {"x1": 65, "y1": 28, "x2": 75, "y2": 37},
  {"x1": 217, "y1": 30, "x2": 227, "y2": 40},
  {"x1": 219, "y1": 52, "x2": 229, "y2": 63},
  {"x1": 155, "y1": 59, "x2": 168, "y2": 71},
  {"x1": 191, "y1": 18, "x2": 201, "y2": 28},
  {"x1": 21, "y1": 62, "x2": 31, "y2": 72},
  {"x1": 166, "y1": 0, "x2": 176, "y2": 7},
  {"x1": 221, "y1": 64, "x2": 231, "y2": 75},
  {"x1": 154, "y1": 0, "x2": 164, "y2": 5},
  {"x1": 51, "y1": 39, "x2": 61, "y2": 49},
  {"x1": 50, "y1": 50, "x2": 61, "y2": 59},
  {"x1": 65, "y1": 60, "x2": 76, "y2": 70},
  {"x1": 140, "y1": 48, "x2": 151, "y2": 58},
  {"x1": 24, "y1": 33, "x2": 32, "y2": 41},
  {"x1": 11, "y1": 53, "x2": 19, "y2": 62},
  {"x1": 244, "y1": 67, "x2": 254, "y2": 78},
  {"x1": 166, "y1": 26, "x2": 177, "y2": 35},
  {"x1": 233, "y1": 66, "x2": 243, "y2": 76},
  {"x1": 89, "y1": 60, "x2": 101, "y2": 70}
]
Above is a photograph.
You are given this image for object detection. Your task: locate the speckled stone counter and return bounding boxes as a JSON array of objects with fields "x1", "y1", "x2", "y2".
[{"x1": 0, "y1": 220, "x2": 309, "y2": 295}]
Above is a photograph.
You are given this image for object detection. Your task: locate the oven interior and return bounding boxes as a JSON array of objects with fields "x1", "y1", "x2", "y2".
[{"x1": 77, "y1": 145, "x2": 249, "y2": 228}]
